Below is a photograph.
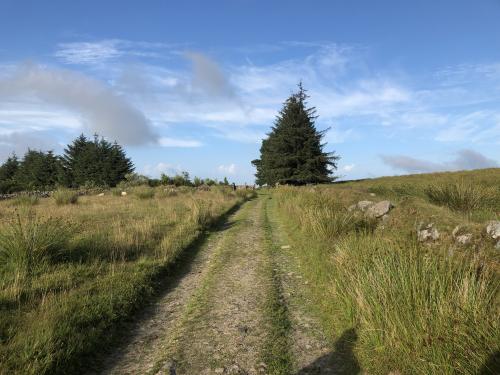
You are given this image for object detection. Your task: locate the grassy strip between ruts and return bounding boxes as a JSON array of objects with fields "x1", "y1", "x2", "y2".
[
  {"x1": 0, "y1": 187, "x2": 255, "y2": 374},
  {"x1": 260, "y1": 193, "x2": 293, "y2": 375}
]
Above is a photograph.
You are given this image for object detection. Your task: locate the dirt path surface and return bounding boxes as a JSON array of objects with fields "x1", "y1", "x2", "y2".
[
  {"x1": 155, "y1": 198, "x2": 271, "y2": 375},
  {"x1": 92, "y1": 207, "x2": 242, "y2": 375},
  {"x1": 90, "y1": 195, "x2": 346, "y2": 375}
]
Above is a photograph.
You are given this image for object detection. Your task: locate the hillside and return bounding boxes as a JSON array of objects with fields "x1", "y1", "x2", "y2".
[{"x1": 0, "y1": 169, "x2": 498, "y2": 374}]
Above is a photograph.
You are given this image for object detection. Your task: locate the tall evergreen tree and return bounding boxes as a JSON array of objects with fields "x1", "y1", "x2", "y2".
[
  {"x1": 252, "y1": 83, "x2": 339, "y2": 185},
  {"x1": 61, "y1": 134, "x2": 134, "y2": 187},
  {"x1": 0, "y1": 154, "x2": 21, "y2": 193},
  {"x1": 15, "y1": 150, "x2": 61, "y2": 190}
]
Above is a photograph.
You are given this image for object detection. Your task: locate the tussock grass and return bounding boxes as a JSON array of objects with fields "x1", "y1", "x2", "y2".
[
  {"x1": 10, "y1": 195, "x2": 39, "y2": 206},
  {"x1": 424, "y1": 180, "x2": 494, "y2": 214},
  {"x1": 134, "y1": 186, "x2": 155, "y2": 199},
  {"x1": 53, "y1": 189, "x2": 78, "y2": 205},
  {"x1": 272, "y1": 168, "x2": 500, "y2": 374}
]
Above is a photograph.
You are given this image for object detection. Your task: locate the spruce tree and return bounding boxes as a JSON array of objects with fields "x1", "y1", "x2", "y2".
[
  {"x1": 15, "y1": 150, "x2": 61, "y2": 190},
  {"x1": 61, "y1": 134, "x2": 134, "y2": 187},
  {"x1": 252, "y1": 83, "x2": 339, "y2": 185},
  {"x1": 0, "y1": 154, "x2": 21, "y2": 193}
]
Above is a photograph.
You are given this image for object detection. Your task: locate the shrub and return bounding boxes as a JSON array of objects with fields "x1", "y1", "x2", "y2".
[{"x1": 53, "y1": 189, "x2": 79, "y2": 205}]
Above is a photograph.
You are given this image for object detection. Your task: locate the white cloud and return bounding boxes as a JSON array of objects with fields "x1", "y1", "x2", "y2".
[
  {"x1": 142, "y1": 162, "x2": 182, "y2": 177},
  {"x1": 380, "y1": 149, "x2": 499, "y2": 173},
  {"x1": 0, "y1": 63, "x2": 157, "y2": 145},
  {"x1": 342, "y1": 164, "x2": 355, "y2": 172},
  {"x1": 158, "y1": 137, "x2": 202, "y2": 147},
  {"x1": 218, "y1": 163, "x2": 236, "y2": 174}
]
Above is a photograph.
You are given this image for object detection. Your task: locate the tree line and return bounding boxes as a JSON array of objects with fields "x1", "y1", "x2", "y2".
[{"x1": 0, "y1": 134, "x2": 133, "y2": 193}]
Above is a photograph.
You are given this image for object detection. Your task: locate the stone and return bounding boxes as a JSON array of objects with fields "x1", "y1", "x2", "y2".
[
  {"x1": 417, "y1": 223, "x2": 440, "y2": 242},
  {"x1": 486, "y1": 221, "x2": 500, "y2": 239},
  {"x1": 357, "y1": 200, "x2": 374, "y2": 211},
  {"x1": 121, "y1": 191, "x2": 127, "y2": 196},
  {"x1": 97, "y1": 192, "x2": 105, "y2": 197},
  {"x1": 495, "y1": 241, "x2": 500, "y2": 250},
  {"x1": 456, "y1": 234, "x2": 472, "y2": 245},
  {"x1": 369, "y1": 192, "x2": 376, "y2": 196},
  {"x1": 366, "y1": 200, "x2": 394, "y2": 218},
  {"x1": 214, "y1": 368, "x2": 225, "y2": 374},
  {"x1": 281, "y1": 245, "x2": 291, "y2": 250}
]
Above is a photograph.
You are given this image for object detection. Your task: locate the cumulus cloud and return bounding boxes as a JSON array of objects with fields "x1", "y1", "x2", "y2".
[
  {"x1": 142, "y1": 162, "x2": 182, "y2": 177},
  {"x1": 0, "y1": 131, "x2": 60, "y2": 161},
  {"x1": 218, "y1": 163, "x2": 236, "y2": 174},
  {"x1": 0, "y1": 63, "x2": 157, "y2": 145},
  {"x1": 380, "y1": 149, "x2": 498, "y2": 173}
]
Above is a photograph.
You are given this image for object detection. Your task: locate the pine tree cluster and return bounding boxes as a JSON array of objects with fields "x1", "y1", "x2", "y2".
[
  {"x1": 0, "y1": 134, "x2": 134, "y2": 193},
  {"x1": 252, "y1": 84, "x2": 339, "y2": 186}
]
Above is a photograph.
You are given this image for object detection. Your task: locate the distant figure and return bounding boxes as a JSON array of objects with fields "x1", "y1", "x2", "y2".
[{"x1": 232, "y1": 183, "x2": 236, "y2": 191}]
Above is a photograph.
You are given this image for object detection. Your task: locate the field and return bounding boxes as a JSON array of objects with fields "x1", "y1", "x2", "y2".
[
  {"x1": 0, "y1": 169, "x2": 499, "y2": 374},
  {"x1": 0, "y1": 186, "x2": 254, "y2": 374}
]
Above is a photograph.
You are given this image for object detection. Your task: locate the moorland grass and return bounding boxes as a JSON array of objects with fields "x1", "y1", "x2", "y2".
[
  {"x1": 53, "y1": 189, "x2": 79, "y2": 205},
  {"x1": 0, "y1": 186, "x2": 255, "y2": 374},
  {"x1": 272, "y1": 168, "x2": 500, "y2": 374}
]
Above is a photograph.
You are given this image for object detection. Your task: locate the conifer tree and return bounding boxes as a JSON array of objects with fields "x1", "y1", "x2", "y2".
[
  {"x1": 15, "y1": 150, "x2": 61, "y2": 190},
  {"x1": 252, "y1": 83, "x2": 339, "y2": 185},
  {"x1": 61, "y1": 134, "x2": 134, "y2": 187},
  {"x1": 0, "y1": 154, "x2": 21, "y2": 193}
]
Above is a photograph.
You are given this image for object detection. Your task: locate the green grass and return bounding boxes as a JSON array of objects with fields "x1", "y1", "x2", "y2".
[
  {"x1": 260, "y1": 196, "x2": 293, "y2": 375},
  {"x1": 0, "y1": 186, "x2": 255, "y2": 374},
  {"x1": 10, "y1": 195, "x2": 39, "y2": 207},
  {"x1": 271, "y1": 168, "x2": 500, "y2": 375}
]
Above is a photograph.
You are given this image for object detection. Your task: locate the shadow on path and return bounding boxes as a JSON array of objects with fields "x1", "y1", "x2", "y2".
[
  {"x1": 479, "y1": 350, "x2": 500, "y2": 375},
  {"x1": 296, "y1": 328, "x2": 360, "y2": 375}
]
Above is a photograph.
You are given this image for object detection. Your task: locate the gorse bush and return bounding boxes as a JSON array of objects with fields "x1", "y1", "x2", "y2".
[
  {"x1": 424, "y1": 181, "x2": 492, "y2": 213},
  {"x1": 53, "y1": 189, "x2": 79, "y2": 205},
  {"x1": 0, "y1": 212, "x2": 70, "y2": 280}
]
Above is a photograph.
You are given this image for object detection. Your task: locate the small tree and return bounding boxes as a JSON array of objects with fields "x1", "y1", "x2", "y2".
[{"x1": 252, "y1": 83, "x2": 339, "y2": 185}]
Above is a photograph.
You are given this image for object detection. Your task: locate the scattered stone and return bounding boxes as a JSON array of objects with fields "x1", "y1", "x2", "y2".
[
  {"x1": 214, "y1": 368, "x2": 225, "y2": 374},
  {"x1": 280, "y1": 245, "x2": 291, "y2": 249},
  {"x1": 369, "y1": 192, "x2": 376, "y2": 196},
  {"x1": 357, "y1": 200, "x2": 375, "y2": 211},
  {"x1": 417, "y1": 223, "x2": 440, "y2": 242},
  {"x1": 97, "y1": 192, "x2": 105, "y2": 197},
  {"x1": 366, "y1": 200, "x2": 394, "y2": 218},
  {"x1": 305, "y1": 344, "x2": 312, "y2": 350},
  {"x1": 456, "y1": 234, "x2": 472, "y2": 245},
  {"x1": 486, "y1": 221, "x2": 500, "y2": 239},
  {"x1": 121, "y1": 191, "x2": 127, "y2": 196},
  {"x1": 452, "y1": 225, "x2": 472, "y2": 245}
]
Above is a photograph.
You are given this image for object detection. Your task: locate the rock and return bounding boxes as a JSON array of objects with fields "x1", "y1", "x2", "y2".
[
  {"x1": 214, "y1": 368, "x2": 225, "y2": 374},
  {"x1": 486, "y1": 221, "x2": 500, "y2": 239},
  {"x1": 357, "y1": 200, "x2": 375, "y2": 211},
  {"x1": 121, "y1": 191, "x2": 127, "y2": 196},
  {"x1": 281, "y1": 245, "x2": 291, "y2": 249},
  {"x1": 417, "y1": 223, "x2": 440, "y2": 242},
  {"x1": 369, "y1": 192, "x2": 376, "y2": 196},
  {"x1": 347, "y1": 204, "x2": 357, "y2": 212},
  {"x1": 452, "y1": 225, "x2": 472, "y2": 245},
  {"x1": 366, "y1": 200, "x2": 394, "y2": 218},
  {"x1": 97, "y1": 192, "x2": 105, "y2": 197},
  {"x1": 456, "y1": 234, "x2": 472, "y2": 245},
  {"x1": 496, "y1": 241, "x2": 500, "y2": 249}
]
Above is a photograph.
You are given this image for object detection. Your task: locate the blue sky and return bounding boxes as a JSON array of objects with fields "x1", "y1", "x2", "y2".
[{"x1": 1, "y1": 0, "x2": 499, "y2": 183}]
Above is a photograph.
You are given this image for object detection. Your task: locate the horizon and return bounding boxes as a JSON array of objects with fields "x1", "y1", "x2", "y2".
[{"x1": 1, "y1": 0, "x2": 500, "y2": 184}]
